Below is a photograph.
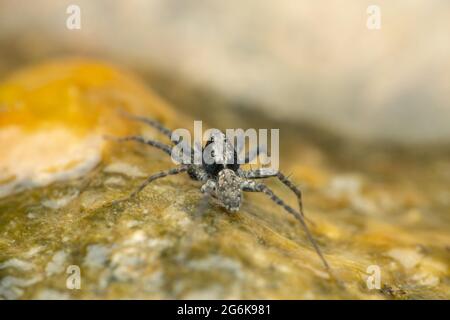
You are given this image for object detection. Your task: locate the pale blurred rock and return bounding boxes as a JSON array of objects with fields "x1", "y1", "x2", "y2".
[{"x1": 0, "y1": 0, "x2": 449, "y2": 143}]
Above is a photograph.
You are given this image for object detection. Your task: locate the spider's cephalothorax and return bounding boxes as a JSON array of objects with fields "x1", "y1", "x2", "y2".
[
  {"x1": 202, "y1": 131, "x2": 240, "y2": 177},
  {"x1": 108, "y1": 112, "x2": 331, "y2": 273}
]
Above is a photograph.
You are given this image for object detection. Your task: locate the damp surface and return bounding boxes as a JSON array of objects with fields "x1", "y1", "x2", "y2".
[{"x1": 0, "y1": 59, "x2": 449, "y2": 300}]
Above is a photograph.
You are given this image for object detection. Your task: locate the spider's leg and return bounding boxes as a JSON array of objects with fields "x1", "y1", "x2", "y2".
[
  {"x1": 113, "y1": 165, "x2": 188, "y2": 204},
  {"x1": 241, "y1": 180, "x2": 330, "y2": 272},
  {"x1": 119, "y1": 110, "x2": 173, "y2": 139},
  {"x1": 276, "y1": 171, "x2": 306, "y2": 218},
  {"x1": 243, "y1": 144, "x2": 268, "y2": 164},
  {"x1": 105, "y1": 135, "x2": 172, "y2": 156},
  {"x1": 241, "y1": 169, "x2": 306, "y2": 218},
  {"x1": 119, "y1": 110, "x2": 199, "y2": 161},
  {"x1": 240, "y1": 168, "x2": 278, "y2": 179},
  {"x1": 118, "y1": 111, "x2": 205, "y2": 165},
  {"x1": 130, "y1": 165, "x2": 189, "y2": 198},
  {"x1": 188, "y1": 165, "x2": 210, "y2": 181}
]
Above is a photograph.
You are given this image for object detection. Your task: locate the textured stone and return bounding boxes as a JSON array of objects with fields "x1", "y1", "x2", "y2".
[{"x1": 0, "y1": 59, "x2": 449, "y2": 300}]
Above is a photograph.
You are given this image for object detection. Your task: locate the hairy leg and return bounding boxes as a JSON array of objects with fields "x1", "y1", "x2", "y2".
[
  {"x1": 275, "y1": 171, "x2": 306, "y2": 218},
  {"x1": 104, "y1": 135, "x2": 172, "y2": 156},
  {"x1": 113, "y1": 165, "x2": 188, "y2": 204},
  {"x1": 187, "y1": 165, "x2": 210, "y2": 181},
  {"x1": 239, "y1": 168, "x2": 278, "y2": 179},
  {"x1": 119, "y1": 110, "x2": 173, "y2": 139},
  {"x1": 119, "y1": 111, "x2": 197, "y2": 162},
  {"x1": 240, "y1": 169, "x2": 306, "y2": 218},
  {"x1": 131, "y1": 165, "x2": 189, "y2": 198},
  {"x1": 241, "y1": 180, "x2": 330, "y2": 271}
]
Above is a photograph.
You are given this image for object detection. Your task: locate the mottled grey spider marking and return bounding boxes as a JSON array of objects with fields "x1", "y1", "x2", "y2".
[{"x1": 107, "y1": 111, "x2": 330, "y2": 272}]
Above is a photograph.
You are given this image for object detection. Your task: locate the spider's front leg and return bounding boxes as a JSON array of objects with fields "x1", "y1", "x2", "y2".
[
  {"x1": 240, "y1": 168, "x2": 306, "y2": 218},
  {"x1": 194, "y1": 179, "x2": 216, "y2": 217},
  {"x1": 241, "y1": 179, "x2": 330, "y2": 272},
  {"x1": 200, "y1": 179, "x2": 217, "y2": 194}
]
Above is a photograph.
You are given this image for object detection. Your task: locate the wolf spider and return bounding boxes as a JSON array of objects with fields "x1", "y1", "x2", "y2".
[{"x1": 107, "y1": 112, "x2": 330, "y2": 272}]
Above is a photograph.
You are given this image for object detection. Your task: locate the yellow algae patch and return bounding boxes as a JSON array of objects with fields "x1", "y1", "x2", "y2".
[
  {"x1": 0, "y1": 58, "x2": 184, "y2": 197},
  {"x1": 290, "y1": 164, "x2": 329, "y2": 189}
]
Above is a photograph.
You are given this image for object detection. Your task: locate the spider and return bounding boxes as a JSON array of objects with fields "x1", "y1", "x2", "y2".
[{"x1": 107, "y1": 111, "x2": 330, "y2": 273}]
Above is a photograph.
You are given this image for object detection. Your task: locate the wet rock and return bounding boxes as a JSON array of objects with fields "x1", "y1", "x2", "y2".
[{"x1": 0, "y1": 59, "x2": 449, "y2": 299}]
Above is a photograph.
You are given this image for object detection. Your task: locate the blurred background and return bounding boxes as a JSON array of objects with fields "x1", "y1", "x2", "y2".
[
  {"x1": 0, "y1": 0, "x2": 449, "y2": 145},
  {"x1": 1, "y1": 1, "x2": 450, "y2": 300}
]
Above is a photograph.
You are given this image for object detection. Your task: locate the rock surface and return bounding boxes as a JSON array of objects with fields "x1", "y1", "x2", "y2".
[{"x1": 0, "y1": 59, "x2": 449, "y2": 299}]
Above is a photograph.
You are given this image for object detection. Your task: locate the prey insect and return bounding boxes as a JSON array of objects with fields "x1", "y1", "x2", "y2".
[{"x1": 107, "y1": 112, "x2": 330, "y2": 273}]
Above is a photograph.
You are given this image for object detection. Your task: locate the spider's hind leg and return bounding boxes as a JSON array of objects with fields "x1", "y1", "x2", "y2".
[{"x1": 276, "y1": 171, "x2": 306, "y2": 218}]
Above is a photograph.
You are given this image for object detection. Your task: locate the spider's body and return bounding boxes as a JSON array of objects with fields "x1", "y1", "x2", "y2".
[
  {"x1": 187, "y1": 131, "x2": 245, "y2": 212},
  {"x1": 109, "y1": 112, "x2": 331, "y2": 273},
  {"x1": 202, "y1": 132, "x2": 240, "y2": 176}
]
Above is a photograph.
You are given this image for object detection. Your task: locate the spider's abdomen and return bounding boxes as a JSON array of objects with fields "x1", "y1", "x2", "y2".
[{"x1": 217, "y1": 169, "x2": 243, "y2": 213}]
